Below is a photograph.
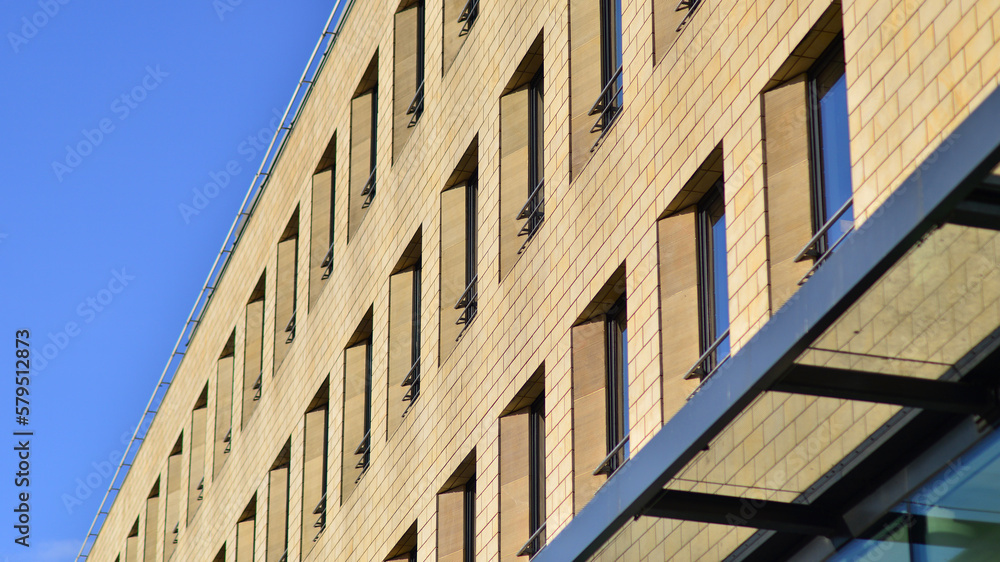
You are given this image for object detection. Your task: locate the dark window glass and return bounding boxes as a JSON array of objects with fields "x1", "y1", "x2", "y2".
[
  {"x1": 603, "y1": 0, "x2": 623, "y2": 107},
  {"x1": 405, "y1": 1, "x2": 425, "y2": 124},
  {"x1": 464, "y1": 474, "x2": 476, "y2": 562},
  {"x1": 528, "y1": 395, "x2": 546, "y2": 554},
  {"x1": 697, "y1": 184, "x2": 730, "y2": 373},
  {"x1": 361, "y1": 339, "x2": 373, "y2": 472},
  {"x1": 415, "y1": 1, "x2": 425, "y2": 111},
  {"x1": 410, "y1": 264, "x2": 421, "y2": 401},
  {"x1": 364, "y1": 338, "x2": 372, "y2": 440},
  {"x1": 361, "y1": 85, "x2": 378, "y2": 208},
  {"x1": 523, "y1": 69, "x2": 545, "y2": 241},
  {"x1": 454, "y1": 171, "x2": 478, "y2": 339},
  {"x1": 810, "y1": 40, "x2": 854, "y2": 252},
  {"x1": 597, "y1": 0, "x2": 624, "y2": 124},
  {"x1": 464, "y1": 174, "x2": 478, "y2": 322},
  {"x1": 606, "y1": 295, "x2": 629, "y2": 471}
]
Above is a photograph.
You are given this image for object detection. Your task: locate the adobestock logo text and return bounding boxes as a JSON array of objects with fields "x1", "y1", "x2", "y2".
[
  {"x1": 52, "y1": 65, "x2": 169, "y2": 183},
  {"x1": 7, "y1": 0, "x2": 72, "y2": 54}
]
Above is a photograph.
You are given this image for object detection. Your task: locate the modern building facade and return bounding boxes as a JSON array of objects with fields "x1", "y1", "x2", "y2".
[{"x1": 82, "y1": 0, "x2": 1000, "y2": 560}]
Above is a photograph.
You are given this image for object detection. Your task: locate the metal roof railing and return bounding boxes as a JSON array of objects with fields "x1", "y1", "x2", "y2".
[{"x1": 73, "y1": 1, "x2": 356, "y2": 559}]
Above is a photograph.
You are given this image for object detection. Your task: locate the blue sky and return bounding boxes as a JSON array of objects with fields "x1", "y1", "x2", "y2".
[{"x1": 0, "y1": 1, "x2": 335, "y2": 559}]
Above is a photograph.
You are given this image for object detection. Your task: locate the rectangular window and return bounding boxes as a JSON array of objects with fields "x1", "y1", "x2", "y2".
[
  {"x1": 501, "y1": 381, "x2": 547, "y2": 560},
  {"x1": 463, "y1": 474, "x2": 476, "y2": 562},
  {"x1": 457, "y1": 174, "x2": 479, "y2": 334},
  {"x1": 349, "y1": 57, "x2": 378, "y2": 241},
  {"x1": 524, "y1": 70, "x2": 545, "y2": 244},
  {"x1": 214, "y1": 339, "x2": 234, "y2": 477},
  {"x1": 500, "y1": 48, "x2": 545, "y2": 278},
  {"x1": 389, "y1": 252, "x2": 421, "y2": 434},
  {"x1": 125, "y1": 519, "x2": 139, "y2": 562},
  {"x1": 413, "y1": 1, "x2": 425, "y2": 120},
  {"x1": 235, "y1": 499, "x2": 256, "y2": 562},
  {"x1": 275, "y1": 212, "x2": 299, "y2": 368},
  {"x1": 763, "y1": 16, "x2": 846, "y2": 309},
  {"x1": 395, "y1": 0, "x2": 425, "y2": 161},
  {"x1": 602, "y1": 295, "x2": 629, "y2": 474},
  {"x1": 570, "y1": 0, "x2": 623, "y2": 176},
  {"x1": 143, "y1": 484, "x2": 160, "y2": 562},
  {"x1": 527, "y1": 395, "x2": 546, "y2": 555},
  {"x1": 164, "y1": 437, "x2": 183, "y2": 559},
  {"x1": 694, "y1": 184, "x2": 730, "y2": 377},
  {"x1": 188, "y1": 387, "x2": 208, "y2": 523},
  {"x1": 407, "y1": 266, "x2": 421, "y2": 403},
  {"x1": 244, "y1": 275, "x2": 265, "y2": 426},
  {"x1": 588, "y1": 0, "x2": 623, "y2": 150},
  {"x1": 806, "y1": 39, "x2": 854, "y2": 263},
  {"x1": 440, "y1": 144, "x2": 478, "y2": 359},
  {"x1": 310, "y1": 135, "x2": 336, "y2": 311},
  {"x1": 343, "y1": 312, "x2": 373, "y2": 500},
  {"x1": 571, "y1": 269, "x2": 627, "y2": 510},
  {"x1": 657, "y1": 148, "x2": 723, "y2": 420},
  {"x1": 437, "y1": 455, "x2": 476, "y2": 561},
  {"x1": 302, "y1": 393, "x2": 329, "y2": 557},
  {"x1": 267, "y1": 449, "x2": 290, "y2": 562}
]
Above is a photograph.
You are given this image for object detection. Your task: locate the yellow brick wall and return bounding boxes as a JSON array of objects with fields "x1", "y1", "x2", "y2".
[{"x1": 87, "y1": 0, "x2": 999, "y2": 560}]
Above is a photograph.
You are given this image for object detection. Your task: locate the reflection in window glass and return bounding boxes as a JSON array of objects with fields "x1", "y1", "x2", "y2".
[
  {"x1": 812, "y1": 42, "x2": 854, "y2": 250},
  {"x1": 710, "y1": 204, "x2": 729, "y2": 361},
  {"x1": 698, "y1": 184, "x2": 730, "y2": 371},
  {"x1": 830, "y1": 429, "x2": 1000, "y2": 561},
  {"x1": 614, "y1": 0, "x2": 623, "y2": 105}
]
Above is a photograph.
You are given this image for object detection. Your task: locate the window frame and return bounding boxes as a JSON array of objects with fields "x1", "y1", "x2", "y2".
[
  {"x1": 695, "y1": 182, "x2": 729, "y2": 376},
  {"x1": 528, "y1": 394, "x2": 546, "y2": 555},
  {"x1": 303, "y1": 402, "x2": 329, "y2": 549},
  {"x1": 278, "y1": 232, "x2": 299, "y2": 347},
  {"x1": 519, "y1": 68, "x2": 545, "y2": 247},
  {"x1": 401, "y1": 263, "x2": 422, "y2": 410},
  {"x1": 358, "y1": 338, "x2": 373, "y2": 474},
  {"x1": 455, "y1": 172, "x2": 479, "y2": 334},
  {"x1": 804, "y1": 35, "x2": 854, "y2": 261},
  {"x1": 410, "y1": 264, "x2": 421, "y2": 399},
  {"x1": 244, "y1": 283, "x2": 266, "y2": 426},
  {"x1": 463, "y1": 474, "x2": 476, "y2": 562},
  {"x1": 599, "y1": 0, "x2": 622, "y2": 102},
  {"x1": 412, "y1": 1, "x2": 426, "y2": 123},
  {"x1": 359, "y1": 86, "x2": 379, "y2": 210},
  {"x1": 604, "y1": 294, "x2": 629, "y2": 474},
  {"x1": 588, "y1": 0, "x2": 624, "y2": 151}
]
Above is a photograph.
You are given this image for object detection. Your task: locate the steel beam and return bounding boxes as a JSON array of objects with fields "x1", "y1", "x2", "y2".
[
  {"x1": 948, "y1": 184, "x2": 1000, "y2": 230},
  {"x1": 772, "y1": 365, "x2": 996, "y2": 414},
  {"x1": 645, "y1": 490, "x2": 846, "y2": 537}
]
